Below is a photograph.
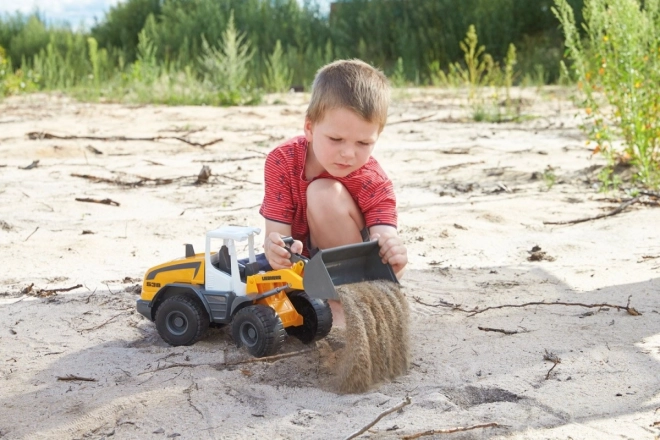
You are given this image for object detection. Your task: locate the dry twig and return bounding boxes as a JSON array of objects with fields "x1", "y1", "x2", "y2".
[
  {"x1": 412, "y1": 296, "x2": 471, "y2": 313},
  {"x1": 544, "y1": 196, "x2": 641, "y2": 225},
  {"x1": 57, "y1": 375, "x2": 97, "y2": 382},
  {"x1": 388, "y1": 113, "x2": 437, "y2": 125},
  {"x1": 543, "y1": 349, "x2": 561, "y2": 380},
  {"x1": 27, "y1": 131, "x2": 223, "y2": 148},
  {"x1": 344, "y1": 396, "x2": 411, "y2": 440},
  {"x1": 79, "y1": 312, "x2": 126, "y2": 332},
  {"x1": 24, "y1": 226, "x2": 39, "y2": 242},
  {"x1": 75, "y1": 197, "x2": 120, "y2": 207},
  {"x1": 19, "y1": 160, "x2": 39, "y2": 170},
  {"x1": 216, "y1": 349, "x2": 313, "y2": 369},
  {"x1": 71, "y1": 173, "x2": 180, "y2": 187},
  {"x1": 467, "y1": 296, "x2": 640, "y2": 317},
  {"x1": 478, "y1": 326, "x2": 524, "y2": 335},
  {"x1": 141, "y1": 349, "x2": 314, "y2": 375},
  {"x1": 402, "y1": 422, "x2": 501, "y2": 439}
]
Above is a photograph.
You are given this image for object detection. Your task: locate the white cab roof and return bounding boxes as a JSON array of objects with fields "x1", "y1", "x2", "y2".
[{"x1": 206, "y1": 226, "x2": 261, "y2": 241}]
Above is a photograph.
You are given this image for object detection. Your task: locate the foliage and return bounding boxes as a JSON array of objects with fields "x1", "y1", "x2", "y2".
[
  {"x1": 431, "y1": 25, "x2": 521, "y2": 122},
  {"x1": 0, "y1": 0, "x2": 590, "y2": 106},
  {"x1": 198, "y1": 11, "x2": 260, "y2": 105},
  {"x1": 0, "y1": 45, "x2": 37, "y2": 97},
  {"x1": 263, "y1": 40, "x2": 293, "y2": 93},
  {"x1": 553, "y1": 0, "x2": 660, "y2": 188}
]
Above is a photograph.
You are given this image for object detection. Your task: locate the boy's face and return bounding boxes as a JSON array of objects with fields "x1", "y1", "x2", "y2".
[{"x1": 304, "y1": 107, "x2": 380, "y2": 178}]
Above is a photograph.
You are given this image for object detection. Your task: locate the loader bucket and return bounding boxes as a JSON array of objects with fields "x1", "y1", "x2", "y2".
[{"x1": 303, "y1": 240, "x2": 398, "y2": 301}]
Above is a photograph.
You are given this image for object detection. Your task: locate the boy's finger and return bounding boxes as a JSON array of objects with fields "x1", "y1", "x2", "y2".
[{"x1": 290, "y1": 240, "x2": 304, "y2": 254}]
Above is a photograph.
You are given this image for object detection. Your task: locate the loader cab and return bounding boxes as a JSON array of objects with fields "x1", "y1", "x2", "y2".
[{"x1": 204, "y1": 226, "x2": 261, "y2": 296}]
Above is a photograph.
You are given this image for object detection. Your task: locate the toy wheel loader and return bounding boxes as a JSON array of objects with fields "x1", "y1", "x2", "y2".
[{"x1": 136, "y1": 226, "x2": 397, "y2": 358}]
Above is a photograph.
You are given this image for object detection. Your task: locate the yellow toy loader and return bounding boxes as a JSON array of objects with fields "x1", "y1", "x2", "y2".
[{"x1": 137, "y1": 226, "x2": 397, "y2": 357}]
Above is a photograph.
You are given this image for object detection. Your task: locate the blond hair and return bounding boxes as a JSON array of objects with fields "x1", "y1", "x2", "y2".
[{"x1": 306, "y1": 59, "x2": 390, "y2": 132}]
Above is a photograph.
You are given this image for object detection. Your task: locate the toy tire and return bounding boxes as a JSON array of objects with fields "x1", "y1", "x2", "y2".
[
  {"x1": 286, "y1": 291, "x2": 333, "y2": 344},
  {"x1": 231, "y1": 305, "x2": 285, "y2": 358},
  {"x1": 155, "y1": 295, "x2": 210, "y2": 346}
]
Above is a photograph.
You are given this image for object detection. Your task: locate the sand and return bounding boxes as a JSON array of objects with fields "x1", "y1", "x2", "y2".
[{"x1": 0, "y1": 87, "x2": 659, "y2": 439}]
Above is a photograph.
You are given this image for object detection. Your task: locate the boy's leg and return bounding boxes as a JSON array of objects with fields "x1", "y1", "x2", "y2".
[
  {"x1": 306, "y1": 178, "x2": 366, "y2": 328},
  {"x1": 306, "y1": 178, "x2": 365, "y2": 248}
]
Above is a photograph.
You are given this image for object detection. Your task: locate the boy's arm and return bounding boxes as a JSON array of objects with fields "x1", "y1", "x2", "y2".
[
  {"x1": 369, "y1": 224, "x2": 407, "y2": 279},
  {"x1": 264, "y1": 219, "x2": 304, "y2": 269}
]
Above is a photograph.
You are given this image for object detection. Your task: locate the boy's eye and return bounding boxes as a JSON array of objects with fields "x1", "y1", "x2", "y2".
[{"x1": 329, "y1": 137, "x2": 342, "y2": 142}]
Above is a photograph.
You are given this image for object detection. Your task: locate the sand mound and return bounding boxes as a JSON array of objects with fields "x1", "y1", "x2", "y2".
[{"x1": 334, "y1": 280, "x2": 410, "y2": 394}]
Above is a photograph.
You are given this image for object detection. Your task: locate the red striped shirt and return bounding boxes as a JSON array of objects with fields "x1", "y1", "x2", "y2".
[{"x1": 259, "y1": 136, "x2": 397, "y2": 255}]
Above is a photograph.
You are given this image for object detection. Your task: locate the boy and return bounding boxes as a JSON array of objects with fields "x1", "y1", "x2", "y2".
[{"x1": 259, "y1": 59, "x2": 407, "y2": 324}]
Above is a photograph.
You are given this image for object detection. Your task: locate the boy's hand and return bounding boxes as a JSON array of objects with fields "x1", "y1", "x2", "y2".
[
  {"x1": 265, "y1": 232, "x2": 304, "y2": 270},
  {"x1": 370, "y1": 231, "x2": 407, "y2": 279}
]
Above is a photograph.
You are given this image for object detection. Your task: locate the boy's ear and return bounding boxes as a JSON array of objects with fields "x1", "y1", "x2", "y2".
[{"x1": 303, "y1": 117, "x2": 314, "y2": 141}]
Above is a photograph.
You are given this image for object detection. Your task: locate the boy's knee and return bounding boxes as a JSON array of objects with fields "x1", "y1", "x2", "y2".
[
  {"x1": 307, "y1": 179, "x2": 353, "y2": 215},
  {"x1": 307, "y1": 178, "x2": 345, "y2": 197}
]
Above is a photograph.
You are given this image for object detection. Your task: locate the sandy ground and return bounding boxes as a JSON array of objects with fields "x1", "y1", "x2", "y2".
[{"x1": 0, "y1": 87, "x2": 659, "y2": 440}]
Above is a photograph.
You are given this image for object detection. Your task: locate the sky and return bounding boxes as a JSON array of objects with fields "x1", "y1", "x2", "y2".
[
  {"x1": 0, "y1": 0, "x2": 331, "y2": 30},
  {"x1": 0, "y1": 0, "x2": 121, "y2": 29}
]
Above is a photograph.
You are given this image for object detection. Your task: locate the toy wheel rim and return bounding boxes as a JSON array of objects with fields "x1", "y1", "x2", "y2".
[
  {"x1": 165, "y1": 311, "x2": 188, "y2": 336},
  {"x1": 239, "y1": 322, "x2": 259, "y2": 347}
]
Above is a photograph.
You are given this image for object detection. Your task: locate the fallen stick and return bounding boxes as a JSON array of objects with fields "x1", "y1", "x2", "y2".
[
  {"x1": 79, "y1": 312, "x2": 126, "y2": 332},
  {"x1": 478, "y1": 326, "x2": 522, "y2": 335},
  {"x1": 216, "y1": 349, "x2": 313, "y2": 369},
  {"x1": 344, "y1": 396, "x2": 411, "y2": 440},
  {"x1": 543, "y1": 349, "x2": 561, "y2": 380},
  {"x1": 402, "y1": 422, "x2": 501, "y2": 439},
  {"x1": 27, "y1": 284, "x2": 83, "y2": 297},
  {"x1": 19, "y1": 160, "x2": 39, "y2": 170},
  {"x1": 544, "y1": 196, "x2": 641, "y2": 225},
  {"x1": 412, "y1": 296, "x2": 474, "y2": 313},
  {"x1": 641, "y1": 190, "x2": 660, "y2": 198},
  {"x1": 24, "y1": 226, "x2": 39, "y2": 242},
  {"x1": 467, "y1": 297, "x2": 640, "y2": 317},
  {"x1": 388, "y1": 113, "x2": 437, "y2": 125},
  {"x1": 75, "y1": 197, "x2": 120, "y2": 206},
  {"x1": 57, "y1": 375, "x2": 97, "y2": 382},
  {"x1": 71, "y1": 173, "x2": 181, "y2": 187},
  {"x1": 141, "y1": 349, "x2": 314, "y2": 375},
  {"x1": 27, "y1": 131, "x2": 223, "y2": 148}
]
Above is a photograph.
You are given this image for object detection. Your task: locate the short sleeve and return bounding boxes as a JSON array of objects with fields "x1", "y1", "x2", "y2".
[
  {"x1": 259, "y1": 148, "x2": 295, "y2": 224},
  {"x1": 359, "y1": 177, "x2": 397, "y2": 228}
]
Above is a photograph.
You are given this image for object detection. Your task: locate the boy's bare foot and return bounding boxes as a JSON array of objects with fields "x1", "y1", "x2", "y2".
[{"x1": 328, "y1": 299, "x2": 345, "y2": 328}]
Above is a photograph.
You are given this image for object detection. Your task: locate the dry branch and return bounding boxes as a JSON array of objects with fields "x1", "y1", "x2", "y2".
[
  {"x1": 19, "y1": 160, "x2": 39, "y2": 170},
  {"x1": 72, "y1": 173, "x2": 180, "y2": 187},
  {"x1": 141, "y1": 349, "x2": 314, "y2": 375},
  {"x1": 388, "y1": 113, "x2": 437, "y2": 125},
  {"x1": 21, "y1": 283, "x2": 83, "y2": 297},
  {"x1": 344, "y1": 396, "x2": 411, "y2": 440},
  {"x1": 402, "y1": 422, "x2": 501, "y2": 439},
  {"x1": 217, "y1": 349, "x2": 313, "y2": 369},
  {"x1": 24, "y1": 226, "x2": 39, "y2": 242},
  {"x1": 412, "y1": 296, "x2": 473, "y2": 313},
  {"x1": 27, "y1": 131, "x2": 223, "y2": 148},
  {"x1": 57, "y1": 375, "x2": 97, "y2": 382},
  {"x1": 79, "y1": 312, "x2": 127, "y2": 332},
  {"x1": 478, "y1": 326, "x2": 523, "y2": 335},
  {"x1": 467, "y1": 296, "x2": 640, "y2": 317},
  {"x1": 75, "y1": 197, "x2": 120, "y2": 206},
  {"x1": 544, "y1": 196, "x2": 641, "y2": 225},
  {"x1": 543, "y1": 349, "x2": 561, "y2": 380}
]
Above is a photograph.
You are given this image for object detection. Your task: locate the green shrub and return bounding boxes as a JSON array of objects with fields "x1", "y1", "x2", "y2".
[
  {"x1": 263, "y1": 40, "x2": 292, "y2": 93},
  {"x1": 553, "y1": 0, "x2": 660, "y2": 188},
  {"x1": 198, "y1": 11, "x2": 260, "y2": 105},
  {"x1": 0, "y1": 45, "x2": 37, "y2": 97}
]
